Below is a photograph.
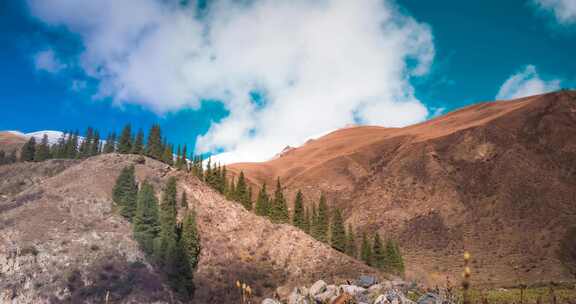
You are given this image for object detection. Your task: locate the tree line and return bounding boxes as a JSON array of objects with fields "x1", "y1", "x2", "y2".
[
  {"x1": 198, "y1": 163, "x2": 405, "y2": 275},
  {"x1": 15, "y1": 124, "x2": 196, "y2": 167},
  {"x1": 113, "y1": 166, "x2": 200, "y2": 299}
]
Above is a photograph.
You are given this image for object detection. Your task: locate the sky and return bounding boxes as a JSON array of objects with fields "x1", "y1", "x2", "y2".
[{"x1": 0, "y1": 0, "x2": 575, "y2": 163}]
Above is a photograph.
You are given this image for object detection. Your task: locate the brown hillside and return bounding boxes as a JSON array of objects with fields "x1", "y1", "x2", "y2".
[
  {"x1": 0, "y1": 154, "x2": 381, "y2": 303},
  {"x1": 0, "y1": 131, "x2": 26, "y2": 153},
  {"x1": 229, "y1": 91, "x2": 576, "y2": 286}
]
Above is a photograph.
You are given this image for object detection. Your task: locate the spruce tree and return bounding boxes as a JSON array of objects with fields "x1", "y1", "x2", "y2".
[
  {"x1": 292, "y1": 190, "x2": 306, "y2": 230},
  {"x1": 255, "y1": 184, "x2": 269, "y2": 217},
  {"x1": 172, "y1": 236, "x2": 194, "y2": 299},
  {"x1": 175, "y1": 145, "x2": 182, "y2": 169},
  {"x1": 158, "y1": 177, "x2": 178, "y2": 265},
  {"x1": 133, "y1": 182, "x2": 160, "y2": 255},
  {"x1": 271, "y1": 178, "x2": 289, "y2": 223},
  {"x1": 118, "y1": 124, "x2": 133, "y2": 154},
  {"x1": 330, "y1": 208, "x2": 346, "y2": 252},
  {"x1": 181, "y1": 145, "x2": 188, "y2": 170},
  {"x1": 303, "y1": 207, "x2": 311, "y2": 234},
  {"x1": 385, "y1": 239, "x2": 404, "y2": 274},
  {"x1": 90, "y1": 130, "x2": 100, "y2": 156},
  {"x1": 20, "y1": 136, "x2": 36, "y2": 162},
  {"x1": 361, "y1": 232, "x2": 372, "y2": 265},
  {"x1": 34, "y1": 134, "x2": 50, "y2": 162},
  {"x1": 314, "y1": 194, "x2": 329, "y2": 243},
  {"x1": 79, "y1": 127, "x2": 94, "y2": 158},
  {"x1": 103, "y1": 132, "x2": 116, "y2": 153},
  {"x1": 112, "y1": 166, "x2": 138, "y2": 219},
  {"x1": 372, "y1": 234, "x2": 385, "y2": 269},
  {"x1": 181, "y1": 192, "x2": 188, "y2": 209},
  {"x1": 181, "y1": 209, "x2": 201, "y2": 271},
  {"x1": 162, "y1": 145, "x2": 174, "y2": 166},
  {"x1": 235, "y1": 171, "x2": 251, "y2": 209},
  {"x1": 132, "y1": 128, "x2": 144, "y2": 155},
  {"x1": 345, "y1": 224, "x2": 357, "y2": 258}
]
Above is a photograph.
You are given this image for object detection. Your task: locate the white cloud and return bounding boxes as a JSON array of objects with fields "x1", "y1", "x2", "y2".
[
  {"x1": 33, "y1": 49, "x2": 66, "y2": 73},
  {"x1": 533, "y1": 0, "x2": 576, "y2": 25},
  {"x1": 496, "y1": 65, "x2": 561, "y2": 100},
  {"x1": 28, "y1": 0, "x2": 435, "y2": 163}
]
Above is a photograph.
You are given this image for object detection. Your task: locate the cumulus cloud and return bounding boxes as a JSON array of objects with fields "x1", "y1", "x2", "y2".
[
  {"x1": 532, "y1": 0, "x2": 576, "y2": 25},
  {"x1": 496, "y1": 65, "x2": 561, "y2": 100},
  {"x1": 33, "y1": 49, "x2": 66, "y2": 73},
  {"x1": 28, "y1": 0, "x2": 435, "y2": 163}
]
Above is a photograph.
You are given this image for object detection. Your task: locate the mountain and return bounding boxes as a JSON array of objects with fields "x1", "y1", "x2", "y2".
[
  {"x1": 0, "y1": 154, "x2": 380, "y2": 303},
  {"x1": 228, "y1": 90, "x2": 576, "y2": 286},
  {"x1": 0, "y1": 131, "x2": 27, "y2": 153}
]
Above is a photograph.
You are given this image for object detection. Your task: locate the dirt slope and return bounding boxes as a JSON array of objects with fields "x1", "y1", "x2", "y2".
[
  {"x1": 229, "y1": 91, "x2": 576, "y2": 286},
  {"x1": 0, "y1": 154, "x2": 381, "y2": 303},
  {"x1": 0, "y1": 131, "x2": 26, "y2": 154}
]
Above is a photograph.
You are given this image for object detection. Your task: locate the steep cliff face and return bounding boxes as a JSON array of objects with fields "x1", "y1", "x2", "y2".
[
  {"x1": 229, "y1": 91, "x2": 576, "y2": 286},
  {"x1": 0, "y1": 154, "x2": 381, "y2": 303}
]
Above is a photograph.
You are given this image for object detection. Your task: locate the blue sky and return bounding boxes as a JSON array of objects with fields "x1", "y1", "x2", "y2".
[{"x1": 0, "y1": 0, "x2": 574, "y2": 162}]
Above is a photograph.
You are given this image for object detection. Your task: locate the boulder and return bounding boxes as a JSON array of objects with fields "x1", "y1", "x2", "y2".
[
  {"x1": 356, "y1": 275, "x2": 378, "y2": 288},
  {"x1": 262, "y1": 299, "x2": 282, "y2": 304},
  {"x1": 374, "y1": 290, "x2": 415, "y2": 304},
  {"x1": 288, "y1": 287, "x2": 311, "y2": 304},
  {"x1": 314, "y1": 285, "x2": 338, "y2": 303},
  {"x1": 309, "y1": 280, "x2": 327, "y2": 296},
  {"x1": 339, "y1": 284, "x2": 366, "y2": 296}
]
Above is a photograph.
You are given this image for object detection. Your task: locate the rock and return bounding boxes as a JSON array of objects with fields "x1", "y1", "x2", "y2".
[
  {"x1": 374, "y1": 290, "x2": 415, "y2": 304},
  {"x1": 262, "y1": 299, "x2": 282, "y2": 304},
  {"x1": 416, "y1": 293, "x2": 442, "y2": 304},
  {"x1": 339, "y1": 284, "x2": 366, "y2": 297},
  {"x1": 309, "y1": 280, "x2": 327, "y2": 296},
  {"x1": 356, "y1": 275, "x2": 378, "y2": 288},
  {"x1": 314, "y1": 286, "x2": 338, "y2": 303},
  {"x1": 288, "y1": 287, "x2": 311, "y2": 304}
]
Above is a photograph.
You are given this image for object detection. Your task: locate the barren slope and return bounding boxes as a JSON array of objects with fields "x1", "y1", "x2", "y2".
[
  {"x1": 0, "y1": 131, "x2": 26, "y2": 154},
  {"x1": 0, "y1": 154, "x2": 381, "y2": 303},
  {"x1": 229, "y1": 91, "x2": 576, "y2": 286}
]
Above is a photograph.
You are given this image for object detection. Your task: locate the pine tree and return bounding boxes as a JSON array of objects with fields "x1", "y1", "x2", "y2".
[
  {"x1": 112, "y1": 166, "x2": 138, "y2": 219},
  {"x1": 330, "y1": 208, "x2": 346, "y2": 252},
  {"x1": 34, "y1": 134, "x2": 50, "y2": 162},
  {"x1": 181, "y1": 209, "x2": 201, "y2": 270},
  {"x1": 53, "y1": 132, "x2": 67, "y2": 158},
  {"x1": 314, "y1": 194, "x2": 329, "y2": 243},
  {"x1": 303, "y1": 207, "x2": 311, "y2": 234},
  {"x1": 360, "y1": 232, "x2": 372, "y2": 265},
  {"x1": 310, "y1": 204, "x2": 318, "y2": 238},
  {"x1": 181, "y1": 192, "x2": 188, "y2": 209},
  {"x1": 79, "y1": 127, "x2": 94, "y2": 158},
  {"x1": 255, "y1": 183, "x2": 269, "y2": 217},
  {"x1": 133, "y1": 182, "x2": 160, "y2": 255},
  {"x1": 292, "y1": 190, "x2": 306, "y2": 230},
  {"x1": 181, "y1": 145, "x2": 188, "y2": 170},
  {"x1": 90, "y1": 130, "x2": 100, "y2": 156},
  {"x1": 172, "y1": 235, "x2": 194, "y2": 299},
  {"x1": 158, "y1": 177, "x2": 178, "y2": 265},
  {"x1": 20, "y1": 136, "x2": 36, "y2": 162},
  {"x1": 175, "y1": 145, "x2": 182, "y2": 169},
  {"x1": 345, "y1": 224, "x2": 357, "y2": 258},
  {"x1": 235, "y1": 171, "x2": 251, "y2": 209},
  {"x1": 103, "y1": 132, "x2": 116, "y2": 153},
  {"x1": 372, "y1": 234, "x2": 385, "y2": 269},
  {"x1": 162, "y1": 145, "x2": 174, "y2": 166},
  {"x1": 385, "y1": 239, "x2": 404, "y2": 275},
  {"x1": 118, "y1": 124, "x2": 133, "y2": 154},
  {"x1": 271, "y1": 178, "x2": 289, "y2": 223},
  {"x1": 132, "y1": 128, "x2": 144, "y2": 155}
]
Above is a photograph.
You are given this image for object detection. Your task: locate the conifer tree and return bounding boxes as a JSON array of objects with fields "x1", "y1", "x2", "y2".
[
  {"x1": 372, "y1": 233, "x2": 385, "y2": 269},
  {"x1": 118, "y1": 124, "x2": 133, "y2": 154},
  {"x1": 181, "y1": 192, "x2": 188, "y2": 209},
  {"x1": 8, "y1": 150, "x2": 17, "y2": 164},
  {"x1": 175, "y1": 145, "x2": 182, "y2": 169},
  {"x1": 171, "y1": 236, "x2": 194, "y2": 299},
  {"x1": 345, "y1": 224, "x2": 357, "y2": 258},
  {"x1": 314, "y1": 194, "x2": 329, "y2": 243},
  {"x1": 271, "y1": 178, "x2": 289, "y2": 223},
  {"x1": 112, "y1": 166, "x2": 138, "y2": 219},
  {"x1": 181, "y1": 209, "x2": 201, "y2": 271},
  {"x1": 53, "y1": 132, "x2": 67, "y2": 158},
  {"x1": 255, "y1": 183, "x2": 269, "y2": 216},
  {"x1": 0, "y1": 151, "x2": 5, "y2": 165},
  {"x1": 384, "y1": 239, "x2": 404, "y2": 275},
  {"x1": 158, "y1": 177, "x2": 178, "y2": 265},
  {"x1": 34, "y1": 134, "x2": 50, "y2": 162},
  {"x1": 162, "y1": 144, "x2": 174, "y2": 165},
  {"x1": 303, "y1": 207, "x2": 311, "y2": 234},
  {"x1": 292, "y1": 190, "x2": 306, "y2": 230},
  {"x1": 103, "y1": 132, "x2": 116, "y2": 153},
  {"x1": 132, "y1": 128, "x2": 144, "y2": 155},
  {"x1": 20, "y1": 136, "x2": 36, "y2": 162},
  {"x1": 90, "y1": 130, "x2": 100, "y2": 156},
  {"x1": 181, "y1": 145, "x2": 188, "y2": 170},
  {"x1": 330, "y1": 208, "x2": 346, "y2": 252},
  {"x1": 361, "y1": 232, "x2": 372, "y2": 266},
  {"x1": 133, "y1": 182, "x2": 160, "y2": 255},
  {"x1": 79, "y1": 127, "x2": 94, "y2": 158},
  {"x1": 235, "y1": 171, "x2": 251, "y2": 209}
]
